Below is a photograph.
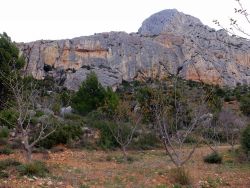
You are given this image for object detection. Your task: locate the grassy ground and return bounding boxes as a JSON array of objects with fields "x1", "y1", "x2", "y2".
[{"x1": 0, "y1": 145, "x2": 249, "y2": 188}]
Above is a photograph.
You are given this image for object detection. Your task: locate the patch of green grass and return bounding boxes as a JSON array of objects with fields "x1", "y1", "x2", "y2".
[
  {"x1": 0, "y1": 159, "x2": 21, "y2": 178},
  {"x1": 169, "y1": 167, "x2": 192, "y2": 186},
  {"x1": 0, "y1": 159, "x2": 21, "y2": 170},
  {"x1": 17, "y1": 160, "x2": 49, "y2": 177},
  {"x1": 0, "y1": 147, "x2": 14, "y2": 155}
]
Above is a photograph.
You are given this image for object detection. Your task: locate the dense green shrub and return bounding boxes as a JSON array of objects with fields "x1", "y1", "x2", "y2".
[
  {"x1": 88, "y1": 119, "x2": 119, "y2": 149},
  {"x1": 37, "y1": 121, "x2": 83, "y2": 149},
  {"x1": 240, "y1": 93, "x2": 250, "y2": 116},
  {"x1": 72, "y1": 72, "x2": 119, "y2": 116},
  {"x1": 60, "y1": 90, "x2": 73, "y2": 106},
  {"x1": 0, "y1": 33, "x2": 25, "y2": 108},
  {"x1": 102, "y1": 87, "x2": 119, "y2": 115},
  {"x1": 203, "y1": 152, "x2": 222, "y2": 164},
  {"x1": 17, "y1": 160, "x2": 48, "y2": 177},
  {"x1": 0, "y1": 127, "x2": 9, "y2": 146},
  {"x1": 0, "y1": 109, "x2": 18, "y2": 128},
  {"x1": 0, "y1": 127, "x2": 9, "y2": 138},
  {"x1": 72, "y1": 72, "x2": 106, "y2": 115},
  {"x1": 240, "y1": 124, "x2": 250, "y2": 154}
]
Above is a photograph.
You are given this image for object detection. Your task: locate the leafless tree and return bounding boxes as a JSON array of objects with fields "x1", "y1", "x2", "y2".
[
  {"x1": 149, "y1": 77, "x2": 213, "y2": 167},
  {"x1": 202, "y1": 119, "x2": 222, "y2": 153},
  {"x1": 0, "y1": 70, "x2": 57, "y2": 162},
  {"x1": 107, "y1": 100, "x2": 141, "y2": 160},
  {"x1": 213, "y1": 0, "x2": 250, "y2": 38},
  {"x1": 218, "y1": 108, "x2": 246, "y2": 150}
]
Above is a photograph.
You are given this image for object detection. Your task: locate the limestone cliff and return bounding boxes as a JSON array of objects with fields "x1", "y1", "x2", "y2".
[{"x1": 19, "y1": 9, "x2": 250, "y2": 90}]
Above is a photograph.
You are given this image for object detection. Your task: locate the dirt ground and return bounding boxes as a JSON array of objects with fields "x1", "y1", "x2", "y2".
[{"x1": 0, "y1": 145, "x2": 249, "y2": 188}]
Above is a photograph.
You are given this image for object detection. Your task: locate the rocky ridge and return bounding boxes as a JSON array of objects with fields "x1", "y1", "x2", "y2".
[{"x1": 19, "y1": 9, "x2": 250, "y2": 90}]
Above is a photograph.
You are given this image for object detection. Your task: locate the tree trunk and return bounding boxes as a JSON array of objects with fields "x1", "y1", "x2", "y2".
[
  {"x1": 22, "y1": 132, "x2": 32, "y2": 163},
  {"x1": 121, "y1": 146, "x2": 128, "y2": 161},
  {"x1": 25, "y1": 147, "x2": 32, "y2": 163}
]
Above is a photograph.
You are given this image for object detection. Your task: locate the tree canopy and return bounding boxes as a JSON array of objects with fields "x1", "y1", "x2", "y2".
[
  {"x1": 0, "y1": 32, "x2": 25, "y2": 108},
  {"x1": 72, "y1": 72, "x2": 118, "y2": 115}
]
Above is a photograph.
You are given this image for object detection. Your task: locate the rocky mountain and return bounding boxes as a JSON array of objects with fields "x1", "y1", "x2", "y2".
[{"x1": 19, "y1": 9, "x2": 250, "y2": 90}]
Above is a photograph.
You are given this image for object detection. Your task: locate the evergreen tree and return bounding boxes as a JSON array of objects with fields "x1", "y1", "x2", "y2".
[
  {"x1": 0, "y1": 32, "x2": 25, "y2": 108},
  {"x1": 72, "y1": 72, "x2": 106, "y2": 115}
]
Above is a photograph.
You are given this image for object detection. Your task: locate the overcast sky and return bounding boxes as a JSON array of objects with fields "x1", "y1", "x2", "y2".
[{"x1": 1, "y1": 0, "x2": 249, "y2": 42}]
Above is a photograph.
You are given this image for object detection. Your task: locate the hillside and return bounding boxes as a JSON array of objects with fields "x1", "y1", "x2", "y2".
[{"x1": 19, "y1": 9, "x2": 250, "y2": 90}]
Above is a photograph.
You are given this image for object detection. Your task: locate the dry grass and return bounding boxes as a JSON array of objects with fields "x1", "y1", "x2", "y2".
[{"x1": 0, "y1": 145, "x2": 249, "y2": 187}]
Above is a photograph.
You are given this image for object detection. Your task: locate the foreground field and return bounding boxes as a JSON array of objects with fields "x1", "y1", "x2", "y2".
[{"x1": 0, "y1": 146, "x2": 249, "y2": 188}]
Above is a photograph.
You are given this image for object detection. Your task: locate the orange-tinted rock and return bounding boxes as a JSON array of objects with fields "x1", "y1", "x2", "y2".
[{"x1": 18, "y1": 9, "x2": 250, "y2": 90}]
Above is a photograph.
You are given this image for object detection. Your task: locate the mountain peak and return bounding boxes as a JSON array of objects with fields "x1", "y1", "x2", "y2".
[{"x1": 138, "y1": 9, "x2": 203, "y2": 36}]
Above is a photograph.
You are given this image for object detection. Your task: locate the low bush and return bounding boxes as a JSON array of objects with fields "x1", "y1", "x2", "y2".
[
  {"x1": 88, "y1": 120, "x2": 119, "y2": 149},
  {"x1": 37, "y1": 121, "x2": 83, "y2": 149},
  {"x1": 239, "y1": 94, "x2": 250, "y2": 116},
  {"x1": 0, "y1": 127, "x2": 9, "y2": 138},
  {"x1": 17, "y1": 160, "x2": 49, "y2": 177},
  {"x1": 183, "y1": 135, "x2": 198, "y2": 144},
  {"x1": 132, "y1": 132, "x2": 161, "y2": 150},
  {"x1": 203, "y1": 152, "x2": 222, "y2": 164},
  {"x1": 113, "y1": 155, "x2": 135, "y2": 164},
  {"x1": 0, "y1": 138, "x2": 8, "y2": 145},
  {"x1": 0, "y1": 171, "x2": 9, "y2": 178},
  {"x1": 0, "y1": 159, "x2": 21, "y2": 171},
  {"x1": 0, "y1": 109, "x2": 18, "y2": 129},
  {"x1": 169, "y1": 167, "x2": 192, "y2": 186},
  {"x1": 0, "y1": 147, "x2": 14, "y2": 155},
  {"x1": 240, "y1": 124, "x2": 250, "y2": 154},
  {"x1": 0, "y1": 158, "x2": 21, "y2": 178}
]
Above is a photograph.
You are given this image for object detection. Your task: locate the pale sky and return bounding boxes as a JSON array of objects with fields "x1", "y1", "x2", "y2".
[{"x1": 1, "y1": 0, "x2": 250, "y2": 42}]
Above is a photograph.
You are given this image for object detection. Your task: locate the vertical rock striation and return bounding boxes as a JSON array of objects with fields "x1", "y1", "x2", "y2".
[{"x1": 19, "y1": 9, "x2": 250, "y2": 90}]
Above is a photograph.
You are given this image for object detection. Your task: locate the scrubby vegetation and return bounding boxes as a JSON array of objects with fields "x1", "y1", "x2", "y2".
[
  {"x1": 169, "y1": 167, "x2": 193, "y2": 186},
  {"x1": 17, "y1": 160, "x2": 49, "y2": 177},
  {"x1": 203, "y1": 152, "x2": 223, "y2": 164},
  {"x1": 0, "y1": 32, "x2": 249, "y2": 187},
  {"x1": 240, "y1": 124, "x2": 250, "y2": 155}
]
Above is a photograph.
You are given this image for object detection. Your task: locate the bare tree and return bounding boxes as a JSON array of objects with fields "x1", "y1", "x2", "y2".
[
  {"x1": 147, "y1": 77, "x2": 213, "y2": 167},
  {"x1": 0, "y1": 70, "x2": 57, "y2": 162},
  {"x1": 202, "y1": 118, "x2": 222, "y2": 153},
  {"x1": 213, "y1": 0, "x2": 250, "y2": 38},
  {"x1": 107, "y1": 100, "x2": 141, "y2": 160},
  {"x1": 218, "y1": 108, "x2": 246, "y2": 150}
]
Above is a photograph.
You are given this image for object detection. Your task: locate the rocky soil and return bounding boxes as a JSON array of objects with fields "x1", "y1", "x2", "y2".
[{"x1": 0, "y1": 146, "x2": 249, "y2": 187}]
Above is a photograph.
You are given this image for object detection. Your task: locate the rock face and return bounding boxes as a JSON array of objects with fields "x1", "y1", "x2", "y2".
[{"x1": 19, "y1": 9, "x2": 250, "y2": 90}]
